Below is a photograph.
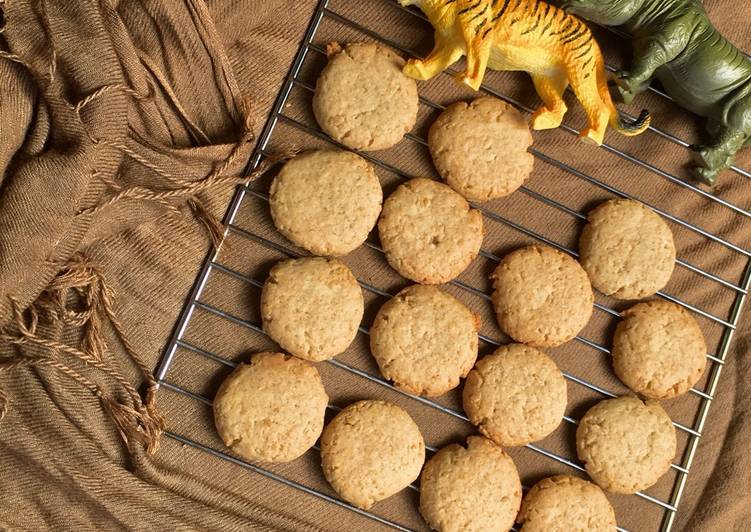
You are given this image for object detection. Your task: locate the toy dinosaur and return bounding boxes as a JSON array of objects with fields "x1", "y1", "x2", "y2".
[
  {"x1": 400, "y1": 0, "x2": 651, "y2": 145},
  {"x1": 559, "y1": 0, "x2": 751, "y2": 185}
]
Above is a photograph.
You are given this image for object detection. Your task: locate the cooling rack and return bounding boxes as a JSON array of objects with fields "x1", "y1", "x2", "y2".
[{"x1": 154, "y1": 1, "x2": 751, "y2": 530}]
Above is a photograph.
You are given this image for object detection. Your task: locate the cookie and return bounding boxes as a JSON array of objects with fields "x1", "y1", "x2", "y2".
[
  {"x1": 313, "y1": 42, "x2": 418, "y2": 151},
  {"x1": 579, "y1": 199, "x2": 676, "y2": 299},
  {"x1": 463, "y1": 343, "x2": 567, "y2": 446},
  {"x1": 518, "y1": 476, "x2": 617, "y2": 532},
  {"x1": 613, "y1": 300, "x2": 707, "y2": 400},
  {"x1": 428, "y1": 96, "x2": 534, "y2": 202},
  {"x1": 576, "y1": 396, "x2": 677, "y2": 493},
  {"x1": 378, "y1": 178, "x2": 484, "y2": 284},
  {"x1": 269, "y1": 150, "x2": 383, "y2": 256},
  {"x1": 261, "y1": 257, "x2": 363, "y2": 361},
  {"x1": 370, "y1": 284, "x2": 479, "y2": 397},
  {"x1": 213, "y1": 352, "x2": 328, "y2": 462},
  {"x1": 491, "y1": 245, "x2": 594, "y2": 347},
  {"x1": 320, "y1": 400, "x2": 425, "y2": 509},
  {"x1": 419, "y1": 436, "x2": 522, "y2": 532}
]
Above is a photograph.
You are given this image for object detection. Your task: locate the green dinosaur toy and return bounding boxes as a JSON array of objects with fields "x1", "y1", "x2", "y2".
[{"x1": 559, "y1": 0, "x2": 751, "y2": 184}]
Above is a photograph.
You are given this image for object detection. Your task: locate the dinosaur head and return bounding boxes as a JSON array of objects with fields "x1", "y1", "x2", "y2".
[{"x1": 558, "y1": 0, "x2": 644, "y2": 26}]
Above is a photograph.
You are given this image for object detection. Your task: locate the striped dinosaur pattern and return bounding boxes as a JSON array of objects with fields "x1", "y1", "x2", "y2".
[{"x1": 400, "y1": 0, "x2": 651, "y2": 145}]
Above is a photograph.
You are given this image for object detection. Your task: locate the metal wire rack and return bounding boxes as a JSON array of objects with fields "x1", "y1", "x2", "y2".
[{"x1": 154, "y1": 1, "x2": 751, "y2": 530}]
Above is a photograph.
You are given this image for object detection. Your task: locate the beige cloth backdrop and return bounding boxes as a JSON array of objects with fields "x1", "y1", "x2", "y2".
[{"x1": 0, "y1": 0, "x2": 749, "y2": 530}]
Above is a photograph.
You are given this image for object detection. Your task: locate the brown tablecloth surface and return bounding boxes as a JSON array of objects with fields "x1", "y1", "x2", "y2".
[{"x1": 1, "y1": 0, "x2": 750, "y2": 530}]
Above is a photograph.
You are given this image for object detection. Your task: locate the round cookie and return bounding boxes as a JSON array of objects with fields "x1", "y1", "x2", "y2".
[
  {"x1": 320, "y1": 400, "x2": 425, "y2": 509},
  {"x1": 269, "y1": 150, "x2": 382, "y2": 256},
  {"x1": 378, "y1": 178, "x2": 484, "y2": 284},
  {"x1": 313, "y1": 42, "x2": 418, "y2": 151},
  {"x1": 213, "y1": 352, "x2": 328, "y2": 462},
  {"x1": 579, "y1": 199, "x2": 676, "y2": 300},
  {"x1": 419, "y1": 436, "x2": 522, "y2": 532},
  {"x1": 613, "y1": 300, "x2": 707, "y2": 400},
  {"x1": 518, "y1": 476, "x2": 616, "y2": 532},
  {"x1": 370, "y1": 284, "x2": 480, "y2": 397},
  {"x1": 463, "y1": 343, "x2": 567, "y2": 446},
  {"x1": 261, "y1": 257, "x2": 363, "y2": 361},
  {"x1": 491, "y1": 245, "x2": 594, "y2": 347},
  {"x1": 576, "y1": 396, "x2": 677, "y2": 493},
  {"x1": 429, "y1": 96, "x2": 534, "y2": 202}
]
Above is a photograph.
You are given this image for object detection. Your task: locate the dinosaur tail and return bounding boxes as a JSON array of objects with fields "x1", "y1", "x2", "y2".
[
  {"x1": 595, "y1": 53, "x2": 652, "y2": 137},
  {"x1": 610, "y1": 108, "x2": 652, "y2": 136}
]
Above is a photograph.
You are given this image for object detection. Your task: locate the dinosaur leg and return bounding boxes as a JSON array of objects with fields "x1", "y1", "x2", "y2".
[
  {"x1": 615, "y1": 48, "x2": 662, "y2": 102},
  {"x1": 530, "y1": 73, "x2": 569, "y2": 130},
  {"x1": 615, "y1": 41, "x2": 670, "y2": 103},
  {"x1": 616, "y1": 30, "x2": 685, "y2": 103},
  {"x1": 569, "y1": 69, "x2": 610, "y2": 145},
  {"x1": 691, "y1": 124, "x2": 750, "y2": 184},
  {"x1": 612, "y1": 75, "x2": 650, "y2": 105},
  {"x1": 691, "y1": 93, "x2": 751, "y2": 184},
  {"x1": 690, "y1": 131, "x2": 745, "y2": 185},
  {"x1": 458, "y1": 35, "x2": 492, "y2": 91},
  {"x1": 404, "y1": 37, "x2": 464, "y2": 81}
]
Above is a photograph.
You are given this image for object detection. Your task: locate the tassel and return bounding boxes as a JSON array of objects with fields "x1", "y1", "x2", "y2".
[
  {"x1": 188, "y1": 197, "x2": 225, "y2": 249},
  {"x1": 0, "y1": 257, "x2": 166, "y2": 455}
]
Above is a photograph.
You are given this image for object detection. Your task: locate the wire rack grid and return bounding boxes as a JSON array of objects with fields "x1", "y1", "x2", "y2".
[{"x1": 154, "y1": 1, "x2": 751, "y2": 531}]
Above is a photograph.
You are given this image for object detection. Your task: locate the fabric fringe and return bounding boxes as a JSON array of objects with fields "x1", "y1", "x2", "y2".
[
  {"x1": 188, "y1": 197, "x2": 225, "y2": 249},
  {"x1": 0, "y1": 256, "x2": 165, "y2": 455},
  {"x1": 72, "y1": 89, "x2": 301, "y2": 243},
  {"x1": 0, "y1": 89, "x2": 298, "y2": 452},
  {"x1": 74, "y1": 83, "x2": 152, "y2": 115},
  {"x1": 0, "y1": 71, "x2": 297, "y2": 453}
]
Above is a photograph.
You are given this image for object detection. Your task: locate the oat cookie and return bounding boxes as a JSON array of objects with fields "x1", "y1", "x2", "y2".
[
  {"x1": 463, "y1": 343, "x2": 567, "y2": 446},
  {"x1": 518, "y1": 475, "x2": 616, "y2": 532},
  {"x1": 370, "y1": 284, "x2": 479, "y2": 397},
  {"x1": 579, "y1": 199, "x2": 676, "y2": 300},
  {"x1": 261, "y1": 257, "x2": 363, "y2": 361},
  {"x1": 313, "y1": 42, "x2": 418, "y2": 151},
  {"x1": 491, "y1": 245, "x2": 593, "y2": 347},
  {"x1": 378, "y1": 178, "x2": 484, "y2": 284},
  {"x1": 213, "y1": 352, "x2": 328, "y2": 463},
  {"x1": 429, "y1": 96, "x2": 534, "y2": 202},
  {"x1": 419, "y1": 436, "x2": 522, "y2": 532},
  {"x1": 269, "y1": 150, "x2": 382, "y2": 256},
  {"x1": 576, "y1": 396, "x2": 677, "y2": 493},
  {"x1": 613, "y1": 300, "x2": 707, "y2": 400},
  {"x1": 320, "y1": 400, "x2": 425, "y2": 509}
]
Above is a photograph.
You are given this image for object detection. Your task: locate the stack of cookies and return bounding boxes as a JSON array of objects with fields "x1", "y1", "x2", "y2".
[{"x1": 211, "y1": 42, "x2": 706, "y2": 532}]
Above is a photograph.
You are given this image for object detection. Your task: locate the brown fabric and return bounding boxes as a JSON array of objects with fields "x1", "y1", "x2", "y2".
[{"x1": 0, "y1": 0, "x2": 749, "y2": 530}]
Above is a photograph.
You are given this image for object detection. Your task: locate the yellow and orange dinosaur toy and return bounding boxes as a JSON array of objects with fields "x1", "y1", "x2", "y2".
[{"x1": 400, "y1": 0, "x2": 651, "y2": 145}]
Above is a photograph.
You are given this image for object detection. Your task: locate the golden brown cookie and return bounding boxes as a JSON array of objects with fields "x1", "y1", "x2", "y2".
[
  {"x1": 213, "y1": 352, "x2": 328, "y2": 463},
  {"x1": 370, "y1": 284, "x2": 480, "y2": 397},
  {"x1": 419, "y1": 436, "x2": 522, "y2": 532},
  {"x1": 261, "y1": 257, "x2": 363, "y2": 361},
  {"x1": 269, "y1": 150, "x2": 383, "y2": 256},
  {"x1": 613, "y1": 300, "x2": 707, "y2": 400},
  {"x1": 378, "y1": 178, "x2": 484, "y2": 284},
  {"x1": 518, "y1": 476, "x2": 617, "y2": 532},
  {"x1": 428, "y1": 96, "x2": 534, "y2": 202},
  {"x1": 491, "y1": 245, "x2": 594, "y2": 347},
  {"x1": 313, "y1": 42, "x2": 418, "y2": 151},
  {"x1": 576, "y1": 396, "x2": 676, "y2": 493},
  {"x1": 579, "y1": 199, "x2": 676, "y2": 300},
  {"x1": 463, "y1": 343, "x2": 567, "y2": 446},
  {"x1": 320, "y1": 400, "x2": 425, "y2": 509}
]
